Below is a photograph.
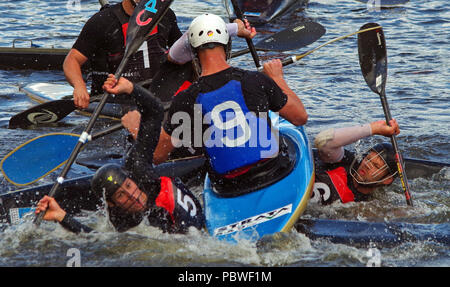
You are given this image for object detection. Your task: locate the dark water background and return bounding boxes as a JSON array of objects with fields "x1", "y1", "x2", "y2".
[{"x1": 0, "y1": 0, "x2": 448, "y2": 267}]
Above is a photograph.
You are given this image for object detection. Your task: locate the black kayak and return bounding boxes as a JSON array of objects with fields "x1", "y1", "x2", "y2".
[
  {"x1": 224, "y1": 0, "x2": 309, "y2": 25},
  {"x1": 295, "y1": 218, "x2": 449, "y2": 247},
  {"x1": 0, "y1": 45, "x2": 91, "y2": 71}
]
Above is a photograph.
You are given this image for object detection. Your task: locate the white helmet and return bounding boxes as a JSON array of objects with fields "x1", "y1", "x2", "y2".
[{"x1": 188, "y1": 14, "x2": 229, "y2": 49}]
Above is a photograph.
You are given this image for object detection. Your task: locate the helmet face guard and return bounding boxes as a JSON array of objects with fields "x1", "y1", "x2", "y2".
[{"x1": 350, "y1": 143, "x2": 398, "y2": 187}]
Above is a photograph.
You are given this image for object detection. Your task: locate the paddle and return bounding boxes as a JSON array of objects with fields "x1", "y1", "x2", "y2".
[
  {"x1": 274, "y1": 24, "x2": 384, "y2": 69},
  {"x1": 357, "y1": 23, "x2": 413, "y2": 206},
  {"x1": 229, "y1": 0, "x2": 261, "y2": 68},
  {"x1": 9, "y1": 95, "x2": 101, "y2": 129},
  {"x1": 230, "y1": 21, "x2": 326, "y2": 58},
  {"x1": 0, "y1": 123, "x2": 123, "y2": 186},
  {"x1": 33, "y1": 0, "x2": 175, "y2": 226},
  {"x1": 9, "y1": 78, "x2": 155, "y2": 129}
]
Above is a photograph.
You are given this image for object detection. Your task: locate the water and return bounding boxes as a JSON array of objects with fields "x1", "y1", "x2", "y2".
[{"x1": 0, "y1": 0, "x2": 448, "y2": 267}]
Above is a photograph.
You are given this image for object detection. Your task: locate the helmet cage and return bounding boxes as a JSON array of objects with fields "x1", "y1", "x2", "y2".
[{"x1": 349, "y1": 147, "x2": 398, "y2": 187}]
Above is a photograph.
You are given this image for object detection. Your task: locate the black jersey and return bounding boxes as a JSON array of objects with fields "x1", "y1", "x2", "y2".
[
  {"x1": 311, "y1": 150, "x2": 370, "y2": 205},
  {"x1": 73, "y1": 3, "x2": 182, "y2": 96}
]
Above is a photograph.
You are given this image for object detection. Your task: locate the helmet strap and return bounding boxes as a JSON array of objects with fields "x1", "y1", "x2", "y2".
[
  {"x1": 192, "y1": 51, "x2": 202, "y2": 77},
  {"x1": 225, "y1": 37, "x2": 232, "y2": 60}
]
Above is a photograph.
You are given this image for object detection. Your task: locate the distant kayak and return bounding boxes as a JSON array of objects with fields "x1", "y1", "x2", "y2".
[
  {"x1": 224, "y1": 0, "x2": 309, "y2": 25},
  {"x1": 0, "y1": 43, "x2": 91, "y2": 71}
]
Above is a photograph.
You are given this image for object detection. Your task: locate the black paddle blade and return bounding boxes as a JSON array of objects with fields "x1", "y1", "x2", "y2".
[
  {"x1": 256, "y1": 22, "x2": 326, "y2": 52},
  {"x1": 8, "y1": 100, "x2": 75, "y2": 129},
  {"x1": 124, "y1": 0, "x2": 174, "y2": 61},
  {"x1": 357, "y1": 23, "x2": 387, "y2": 95}
]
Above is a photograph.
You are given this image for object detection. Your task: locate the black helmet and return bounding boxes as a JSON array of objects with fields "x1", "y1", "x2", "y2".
[
  {"x1": 91, "y1": 164, "x2": 128, "y2": 201},
  {"x1": 369, "y1": 143, "x2": 397, "y2": 176}
]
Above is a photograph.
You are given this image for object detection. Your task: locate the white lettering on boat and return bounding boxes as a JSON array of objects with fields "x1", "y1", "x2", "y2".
[{"x1": 213, "y1": 204, "x2": 292, "y2": 236}]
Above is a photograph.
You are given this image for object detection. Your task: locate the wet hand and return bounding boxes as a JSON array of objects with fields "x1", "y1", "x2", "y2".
[
  {"x1": 122, "y1": 110, "x2": 141, "y2": 140},
  {"x1": 103, "y1": 74, "x2": 133, "y2": 95},
  {"x1": 371, "y1": 119, "x2": 400, "y2": 137},
  {"x1": 73, "y1": 85, "x2": 90, "y2": 109},
  {"x1": 234, "y1": 19, "x2": 256, "y2": 39},
  {"x1": 35, "y1": 195, "x2": 66, "y2": 222},
  {"x1": 263, "y1": 59, "x2": 284, "y2": 80}
]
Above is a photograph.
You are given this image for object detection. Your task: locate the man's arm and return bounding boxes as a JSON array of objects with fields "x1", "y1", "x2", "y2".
[
  {"x1": 63, "y1": 49, "x2": 90, "y2": 109},
  {"x1": 35, "y1": 195, "x2": 93, "y2": 234},
  {"x1": 315, "y1": 119, "x2": 400, "y2": 163},
  {"x1": 153, "y1": 129, "x2": 175, "y2": 165},
  {"x1": 263, "y1": 59, "x2": 308, "y2": 126}
]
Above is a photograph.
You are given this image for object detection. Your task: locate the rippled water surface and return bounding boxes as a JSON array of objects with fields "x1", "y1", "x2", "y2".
[{"x1": 0, "y1": 0, "x2": 448, "y2": 267}]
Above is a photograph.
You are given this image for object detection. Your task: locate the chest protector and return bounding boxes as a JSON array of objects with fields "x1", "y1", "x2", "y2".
[{"x1": 195, "y1": 78, "x2": 279, "y2": 175}]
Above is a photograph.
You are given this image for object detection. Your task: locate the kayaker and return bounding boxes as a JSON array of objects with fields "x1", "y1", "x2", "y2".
[
  {"x1": 152, "y1": 14, "x2": 308, "y2": 192},
  {"x1": 35, "y1": 78, "x2": 204, "y2": 234},
  {"x1": 63, "y1": 0, "x2": 255, "y2": 109},
  {"x1": 64, "y1": 0, "x2": 180, "y2": 108},
  {"x1": 311, "y1": 119, "x2": 401, "y2": 205}
]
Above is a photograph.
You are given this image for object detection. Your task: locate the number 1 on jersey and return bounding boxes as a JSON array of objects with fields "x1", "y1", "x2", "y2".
[{"x1": 137, "y1": 41, "x2": 150, "y2": 68}]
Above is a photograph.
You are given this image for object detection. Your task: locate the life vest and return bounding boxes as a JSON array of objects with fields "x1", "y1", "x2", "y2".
[
  {"x1": 155, "y1": 177, "x2": 203, "y2": 231},
  {"x1": 195, "y1": 76, "x2": 279, "y2": 175},
  {"x1": 312, "y1": 164, "x2": 356, "y2": 205},
  {"x1": 326, "y1": 167, "x2": 355, "y2": 203}
]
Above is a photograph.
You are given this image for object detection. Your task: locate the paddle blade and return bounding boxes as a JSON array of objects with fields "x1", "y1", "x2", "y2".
[
  {"x1": 255, "y1": 22, "x2": 326, "y2": 52},
  {"x1": 123, "y1": 0, "x2": 174, "y2": 60},
  {"x1": 357, "y1": 23, "x2": 387, "y2": 95},
  {"x1": 0, "y1": 134, "x2": 79, "y2": 185},
  {"x1": 9, "y1": 100, "x2": 76, "y2": 129}
]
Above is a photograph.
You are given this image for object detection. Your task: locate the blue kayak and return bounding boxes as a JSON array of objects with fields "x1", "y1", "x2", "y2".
[{"x1": 203, "y1": 114, "x2": 315, "y2": 242}]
